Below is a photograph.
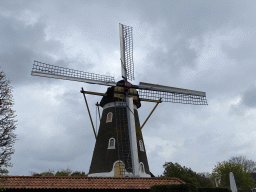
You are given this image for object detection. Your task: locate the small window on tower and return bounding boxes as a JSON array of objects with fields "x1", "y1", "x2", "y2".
[
  {"x1": 139, "y1": 140, "x2": 144, "y2": 151},
  {"x1": 110, "y1": 139, "x2": 114, "y2": 147},
  {"x1": 108, "y1": 138, "x2": 115, "y2": 149},
  {"x1": 140, "y1": 163, "x2": 144, "y2": 173},
  {"x1": 106, "y1": 112, "x2": 113, "y2": 123}
]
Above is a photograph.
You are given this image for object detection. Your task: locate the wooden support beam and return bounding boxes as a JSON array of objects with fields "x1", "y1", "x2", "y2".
[
  {"x1": 81, "y1": 87, "x2": 97, "y2": 139},
  {"x1": 80, "y1": 90, "x2": 161, "y2": 103},
  {"x1": 80, "y1": 88, "x2": 163, "y2": 131},
  {"x1": 80, "y1": 90, "x2": 107, "y2": 97},
  {"x1": 96, "y1": 102, "x2": 101, "y2": 120},
  {"x1": 140, "y1": 98, "x2": 162, "y2": 130},
  {"x1": 140, "y1": 98, "x2": 162, "y2": 103}
]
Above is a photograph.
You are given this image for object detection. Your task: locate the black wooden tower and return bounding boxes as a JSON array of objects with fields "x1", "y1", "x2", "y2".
[
  {"x1": 31, "y1": 23, "x2": 208, "y2": 178},
  {"x1": 88, "y1": 80, "x2": 151, "y2": 177}
]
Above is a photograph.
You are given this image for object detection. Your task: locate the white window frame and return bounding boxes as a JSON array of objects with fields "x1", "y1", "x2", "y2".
[
  {"x1": 107, "y1": 137, "x2": 116, "y2": 149},
  {"x1": 139, "y1": 162, "x2": 145, "y2": 173},
  {"x1": 106, "y1": 112, "x2": 113, "y2": 123},
  {"x1": 139, "y1": 140, "x2": 144, "y2": 151}
]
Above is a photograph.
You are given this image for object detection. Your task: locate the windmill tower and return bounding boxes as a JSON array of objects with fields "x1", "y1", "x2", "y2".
[{"x1": 31, "y1": 23, "x2": 208, "y2": 178}]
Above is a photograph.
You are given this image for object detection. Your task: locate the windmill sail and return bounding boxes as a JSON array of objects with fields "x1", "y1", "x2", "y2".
[
  {"x1": 31, "y1": 61, "x2": 116, "y2": 86},
  {"x1": 119, "y1": 23, "x2": 134, "y2": 81},
  {"x1": 134, "y1": 82, "x2": 207, "y2": 105}
]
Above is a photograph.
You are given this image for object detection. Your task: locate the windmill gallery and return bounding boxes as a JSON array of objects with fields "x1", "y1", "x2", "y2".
[{"x1": 31, "y1": 23, "x2": 208, "y2": 178}]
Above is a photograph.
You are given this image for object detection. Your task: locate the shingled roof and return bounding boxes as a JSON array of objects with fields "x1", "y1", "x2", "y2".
[{"x1": 0, "y1": 176, "x2": 185, "y2": 190}]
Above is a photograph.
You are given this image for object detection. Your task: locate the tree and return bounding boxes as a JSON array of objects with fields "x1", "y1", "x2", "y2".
[
  {"x1": 0, "y1": 69, "x2": 18, "y2": 176},
  {"x1": 195, "y1": 172, "x2": 216, "y2": 188},
  {"x1": 29, "y1": 168, "x2": 87, "y2": 176},
  {"x1": 211, "y1": 160, "x2": 255, "y2": 191},
  {"x1": 55, "y1": 168, "x2": 73, "y2": 176},
  {"x1": 161, "y1": 162, "x2": 215, "y2": 188},
  {"x1": 228, "y1": 156, "x2": 256, "y2": 173},
  {"x1": 71, "y1": 171, "x2": 86, "y2": 176},
  {"x1": 40, "y1": 169, "x2": 55, "y2": 176}
]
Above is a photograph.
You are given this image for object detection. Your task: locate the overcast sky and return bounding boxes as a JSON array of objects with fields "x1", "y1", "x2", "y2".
[{"x1": 1, "y1": 0, "x2": 256, "y2": 177}]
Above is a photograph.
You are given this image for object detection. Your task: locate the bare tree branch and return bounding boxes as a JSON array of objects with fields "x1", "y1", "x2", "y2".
[
  {"x1": 0, "y1": 68, "x2": 18, "y2": 176},
  {"x1": 228, "y1": 156, "x2": 256, "y2": 173}
]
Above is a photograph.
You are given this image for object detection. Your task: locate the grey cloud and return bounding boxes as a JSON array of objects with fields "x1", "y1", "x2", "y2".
[
  {"x1": 1, "y1": 0, "x2": 256, "y2": 177},
  {"x1": 241, "y1": 86, "x2": 256, "y2": 108},
  {"x1": 0, "y1": 15, "x2": 63, "y2": 86},
  {"x1": 229, "y1": 85, "x2": 256, "y2": 115}
]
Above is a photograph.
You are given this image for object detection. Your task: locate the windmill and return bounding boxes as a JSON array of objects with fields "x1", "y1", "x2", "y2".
[{"x1": 31, "y1": 23, "x2": 207, "y2": 178}]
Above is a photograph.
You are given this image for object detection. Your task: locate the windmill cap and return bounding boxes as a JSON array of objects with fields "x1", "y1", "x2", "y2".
[{"x1": 100, "y1": 80, "x2": 141, "y2": 108}]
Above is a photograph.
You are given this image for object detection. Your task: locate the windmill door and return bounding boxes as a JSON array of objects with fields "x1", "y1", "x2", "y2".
[{"x1": 114, "y1": 162, "x2": 124, "y2": 177}]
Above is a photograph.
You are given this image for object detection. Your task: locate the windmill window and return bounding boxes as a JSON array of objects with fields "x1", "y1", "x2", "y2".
[
  {"x1": 139, "y1": 140, "x2": 144, "y2": 151},
  {"x1": 108, "y1": 138, "x2": 115, "y2": 149},
  {"x1": 139, "y1": 162, "x2": 145, "y2": 173},
  {"x1": 106, "y1": 112, "x2": 113, "y2": 123}
]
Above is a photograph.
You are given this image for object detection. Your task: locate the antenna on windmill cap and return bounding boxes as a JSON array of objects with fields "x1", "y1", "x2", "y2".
[{"x1": 119, "y1": 23, "x2": 134, "y2": 81}]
